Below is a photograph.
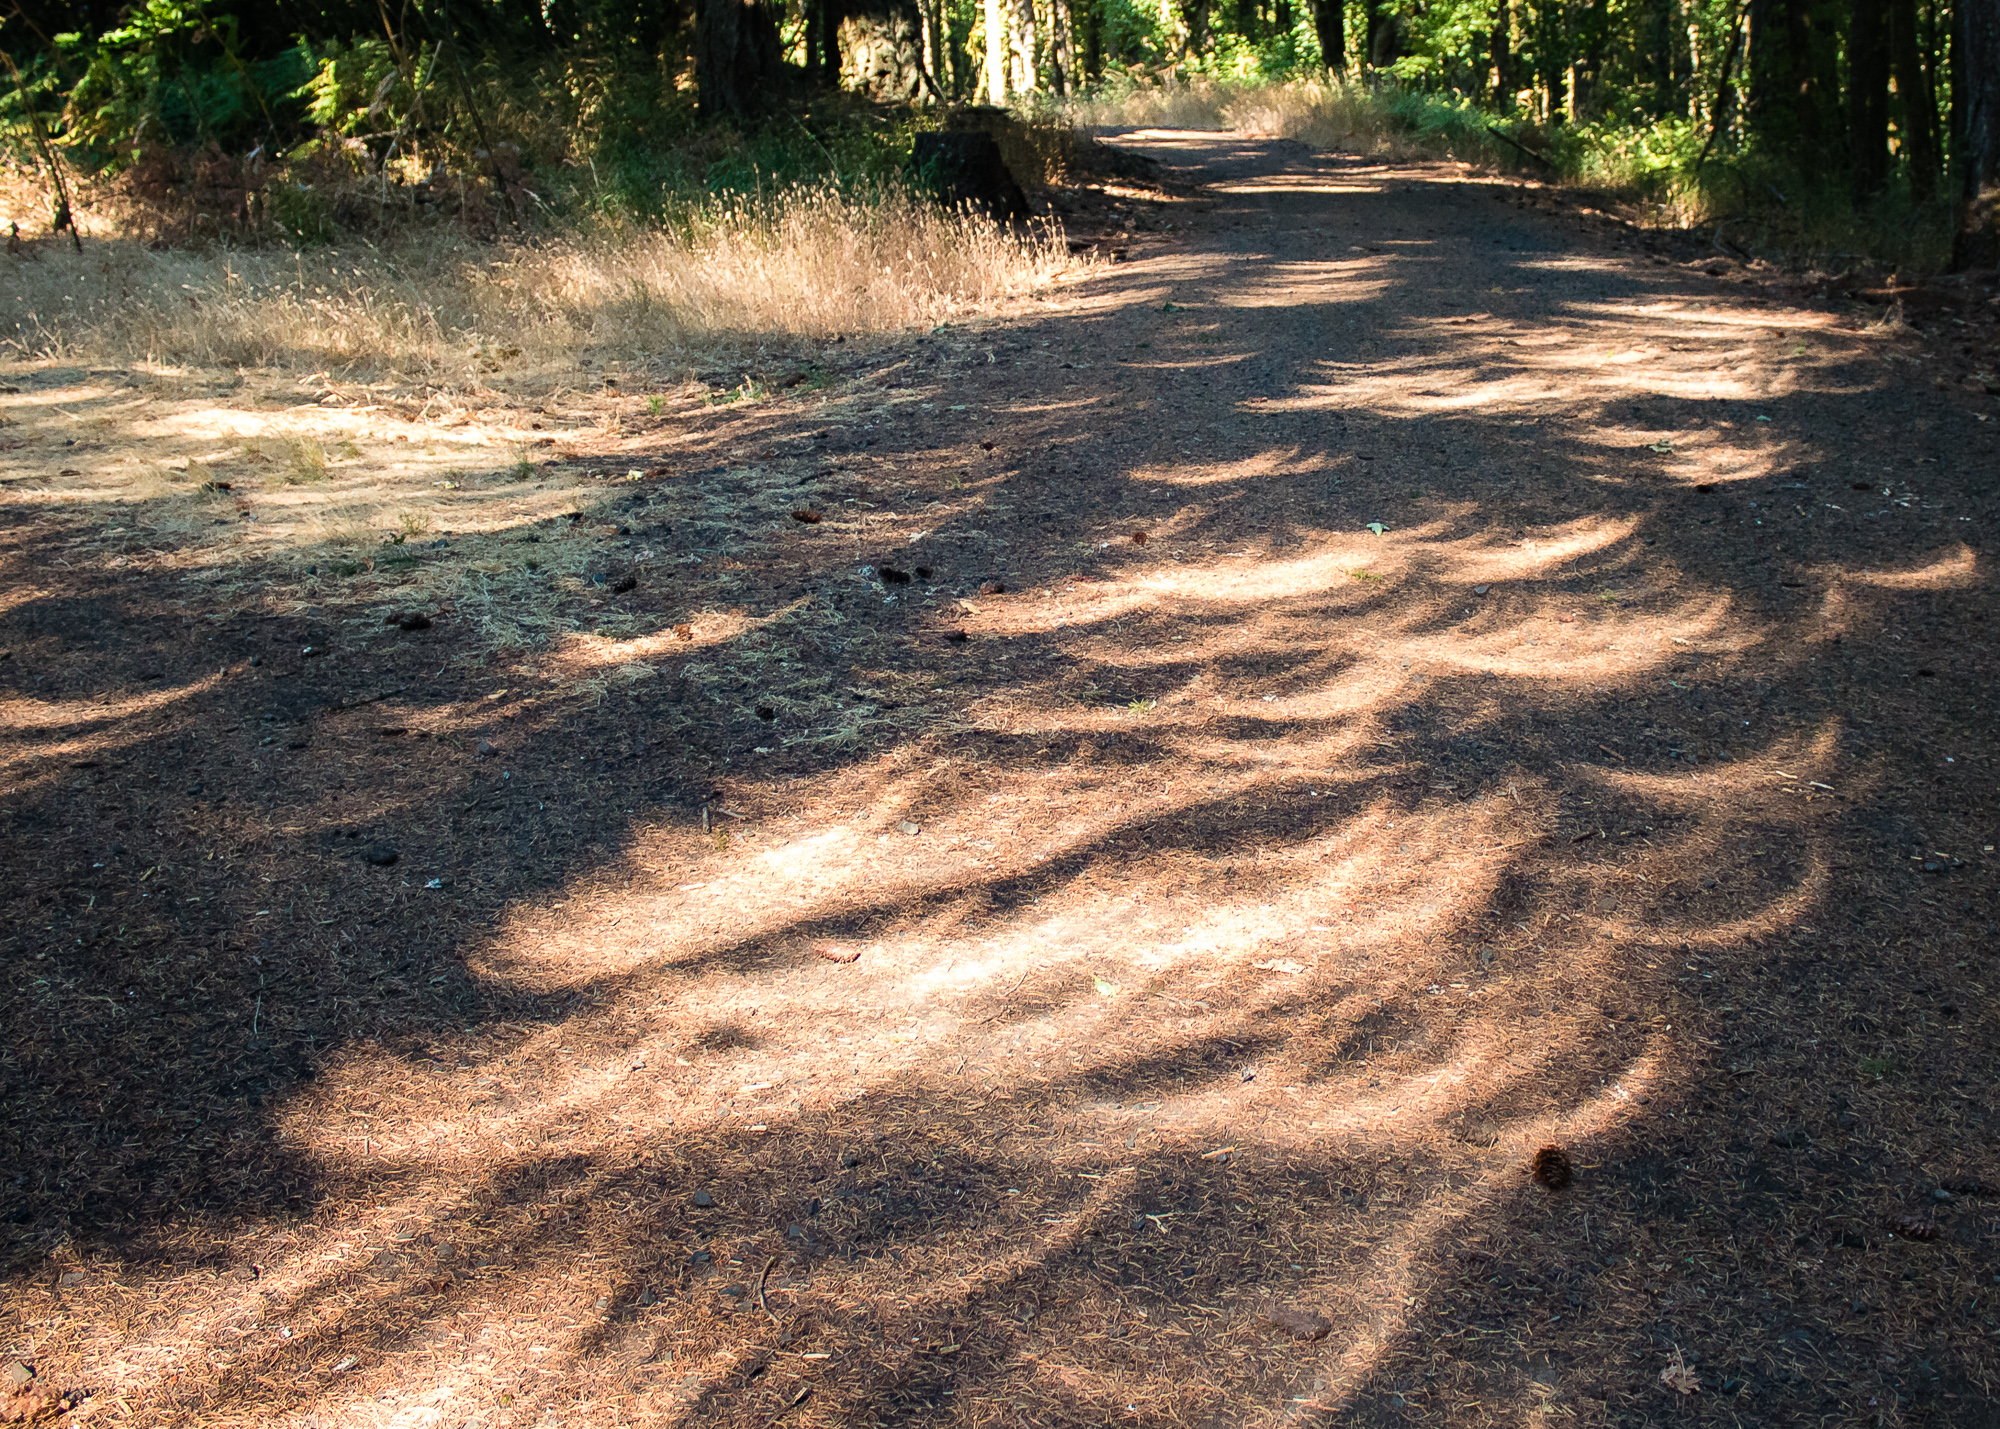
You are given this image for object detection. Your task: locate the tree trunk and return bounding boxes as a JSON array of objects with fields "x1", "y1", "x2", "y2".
[
  {"x1": 1490, "y1": 0, "x2": 1512, "y2": 102},
  {"x1": 1848, "y1": 0, "x2": 1891, "y2": 198},
  {"x1": 1009, "y1": 0, "x2": 1037, "y2": 93},
  {"x1": 1534, "y1": 0, "x2": 1560, "y2": 118},
  {"x1": 1695, "y1": 10, "x2": 1745, "y2": 165},
  {"x1": 1652, "y1": 0, "x2": 1674, "y2": 117},
  {"x1": 1957, "y1": 0, "x2": 2000, "y2": 268},
  {"x1": 1045, "y1": 0, "x2": 1069, "y2": 95},
  {"x1": 985, "y1": 0, "x2": 1007, "y2": 101},
  {"x1": 1312, "y1": 0, "x2": 1344, "y2": 73},
  {"x1": 1180, "y1": 0, "x2": 1211, "y2": 57},
  {"x1": 1888, "y1": 0, "x2": 1939, "y2": 201},
  {"x1": 1746, "y1": 0, "x2": 1829, "y2": 160},
  {"x1": 695, "y1": 0, "x2": 784, "y2": 121},
  {"x1": 838, "y1": 0, "x2": 926, "y2": 100},
  {"x1": 1083, "y1": 0, "x2": 1104, "y2": 80},
  {"x1": 820, "y1": 0, "x2": 844, "y2": 84}
]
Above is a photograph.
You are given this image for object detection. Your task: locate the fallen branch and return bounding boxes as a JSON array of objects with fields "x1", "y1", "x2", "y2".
[
  {"x1": 322, "y1": 687, "x2": 409, "y2": 713},
  {"x1": 1485, "y1": 125, "x2": 1556, "y2": 172}
]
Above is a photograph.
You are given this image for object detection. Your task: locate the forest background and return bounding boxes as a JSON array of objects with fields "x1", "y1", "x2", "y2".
[{"x1": 2, "y1": 0, "x2": 1997, "y2": 278}]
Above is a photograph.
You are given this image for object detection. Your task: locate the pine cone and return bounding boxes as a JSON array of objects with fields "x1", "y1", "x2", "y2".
[{"x1": 1530, "y1": 1145, "x2": 1575, "y2": 1190}]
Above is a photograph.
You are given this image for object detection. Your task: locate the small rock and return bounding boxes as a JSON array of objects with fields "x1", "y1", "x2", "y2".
[
  {"x1": 4, "y1": 1364, "x2": 33, "y2": 1388},
  {"x1": 897, "y1": 819, "x2": 921, "y2": 836},
  {"x1": 1260, "y1": 1303, "x2": 1332, "y2": 1342},
  {"x1": 477, "y1": 739, "x2": 497, "y2": 757},
  {"x1": 1473, "y1": 584, "x2": 1490, "y2": 596},
  {"x1": 1456, "y1": 1118, "x2": 1502, "y2": 1148},
  {"x1": 692, "y1": 1191, "x2": 715, "y2": 1209},
  {"x1": 978, "y1": 580, "x2": 1008, "y2": 595},
  {"x1": 57, "y1": 1272, "x2": 85, "y2": 1286},
  {"x1": 720, "y1": 1283, "x2": 748, "y2": 1299}
]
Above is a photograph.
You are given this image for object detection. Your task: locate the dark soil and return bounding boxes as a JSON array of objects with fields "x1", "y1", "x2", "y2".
[{"x1": 3, "y1": 131, "x2": 1998, "y2": 1428}]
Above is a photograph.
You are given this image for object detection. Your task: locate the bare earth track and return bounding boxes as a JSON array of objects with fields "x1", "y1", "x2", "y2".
[{"x1": 3, "y1": 131, "x2": 1999, "y2": 1428}]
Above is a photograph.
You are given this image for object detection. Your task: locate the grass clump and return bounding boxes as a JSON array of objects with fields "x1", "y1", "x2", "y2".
[{"x1": 1, "y1": 183, "x2": 1075, "y2": 381}]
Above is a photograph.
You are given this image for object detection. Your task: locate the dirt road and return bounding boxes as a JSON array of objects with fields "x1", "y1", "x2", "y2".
[{"x1": 3, "y1": 132, "x2": 1997, "y2": 1427}]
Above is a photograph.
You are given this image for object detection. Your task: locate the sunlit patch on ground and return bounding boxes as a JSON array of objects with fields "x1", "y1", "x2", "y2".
[{"x1": 5, "y1": 132, "x2": 1996, "y2": 1429}]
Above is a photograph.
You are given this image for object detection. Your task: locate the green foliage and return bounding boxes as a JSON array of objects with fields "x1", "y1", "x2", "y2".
[
  {"x1": 0, "y1": 0, "x2": 1960, "y2": 268},
  {"x1": 48, "y1": 0, "x2": 313, "y2": 163}
]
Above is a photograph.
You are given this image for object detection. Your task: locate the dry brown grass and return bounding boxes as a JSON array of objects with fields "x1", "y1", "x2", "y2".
[
  {"x1": 2, "y1": 184, "x2": 1076, "y2": 383},
  {"x1": 0, "y1": 182, "x2": 1085, "y2": 662}
]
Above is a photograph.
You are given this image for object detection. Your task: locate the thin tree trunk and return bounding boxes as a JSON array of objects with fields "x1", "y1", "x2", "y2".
[
  {"x1": 985, "y1": 0, "x2": 1007, "y2": 101},
  {"x1": 1180, "y1": 0, "x2": 1211, "y2": 57},
  {"x1": 1312, "y1": 0, "x2": 1345, "y2": 73},
  {"x1": 1695, "y1": 7, "x2": 1745, "y2": 167},
  {"x1": 1049, "y1": 0, "x2": 1072, "y2": 94},
  {"x1": 1849, "y1": 0, "x2": 1892, "y2": 199},
  {"x1": 1957, "y1": 0, "x2": 2000, "y2": 268},
  {"x1": 1889, "y1": 0, "x2": 1939, "y2": 201},
  {"x1": 1013, "y1": 0, "x2": 1038, "y2": 93},
  {"x1": 1084, "y1": 0, "x2": 1104, "y2": 79},
  {"x1": 1490, "y1": 0, "x2": 1512, "y2": 102},
  {"x1": 1653, "y1": 0, "x2": 1674, "y2": 117}
]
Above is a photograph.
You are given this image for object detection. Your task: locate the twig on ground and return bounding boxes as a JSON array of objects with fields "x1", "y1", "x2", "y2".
[
  {"x1": 756, "y1": 1254, "x2": 780, "y2": 1326},
  {"x1": 979, "y1": 969, "x2": 1033, "y2": 1022},
  {"x1": 764, "y1": 1387, "x2": 811, "y2": 1425},
  {"x1": 323, "y1": 687, "x2": 409, "y2": 713}
]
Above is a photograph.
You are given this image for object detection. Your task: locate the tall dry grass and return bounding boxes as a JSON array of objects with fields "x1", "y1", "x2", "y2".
[{"x1": 1, "y1": 184, "x2": 1075, "y2": 383}]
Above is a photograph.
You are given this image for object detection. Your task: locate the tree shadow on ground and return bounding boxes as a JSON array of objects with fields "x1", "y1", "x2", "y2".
[{"x1": 2, "y1": 134, "x2": 1996, "y2": 1425}]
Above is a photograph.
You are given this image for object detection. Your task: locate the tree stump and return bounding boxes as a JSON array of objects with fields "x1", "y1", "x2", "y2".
[{"x1": 910, "y1": 131, "x2": 1031, "y2": 222}]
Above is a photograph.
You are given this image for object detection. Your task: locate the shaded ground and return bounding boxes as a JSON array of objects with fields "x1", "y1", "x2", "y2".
[{"x1": 3, "y1": 131, "x2": 1999, "y2": 1428}]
